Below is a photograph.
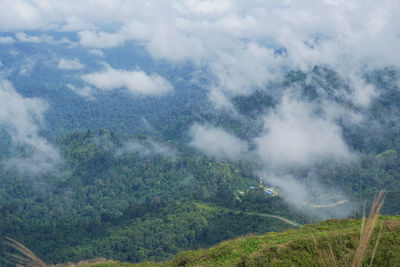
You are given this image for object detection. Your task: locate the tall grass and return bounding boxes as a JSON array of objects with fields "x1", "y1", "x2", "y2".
[
  {"x1": 310, "y1": 232, "x2": 326, "y2": 267},
  {"x1": 3, "y1": 191, "x2": 387, "y2": 267},
  {"x1": 4, "y1": 237, "x2": 46, "y2": 267},
  {"x1": 352, "y1": 190, "x2": 385, "y2": 267},
  {"x1": 311, "y1": 190, "x2": 385, "y2": 267}
]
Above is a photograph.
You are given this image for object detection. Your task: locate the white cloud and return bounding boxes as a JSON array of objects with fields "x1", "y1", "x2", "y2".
[
  {"x1": 256, "y1": 94, "x2": 353, "y2": 167},
  {"x1": 173, "y1": 0, "x2": 234, "y2": 15},
  {"x1": 117, "y1": 140, "x2": 177, "y2": 158},
  {"x1": 19, "y1": 57, "x2": 36, "y2": 76},
  {"x1": 61, "y1": 16, "x2": 95, "y2": 31},
  {"x1": 0, "y1": 0, "x2": 43, "y2": 30},
  {"x1": 261, "y1": 173, "x2": 311, "y2": 206},
  {"x1": 0, "y1": 0, "x2": 397, "y2": 208},
  {"x1": 78, "y1": 30, "x2": 126, "y2": 48},
  {"x1": 66, "y1": 84, "x2": 93, "y2": 99},
  {"x1": 145, "y1": 23, "x2": 205, "y2": 61},
  {"x1": 0, "y1": 36, "x2": 15, "y2": 44},
  {"x1": 207, "y1": 87, "x2": 236, "y2": 112},
  {"x1": 15, "y1": 32, "x2": 70, "y2": 44},
  {"x1": 0, "y1": 79, "x2": 60, "y2": 173},
  {"x1": 15, "y1": 32, "x2": 46, "y2": 43},
  {"x1": 189, "y1": 123, "x2": 247, "y2": 160},
  {"x1": 258, "y1": 171, "x2": 353, "y2": 218},
  {"x1": 0, "y1": 1, "x2": 398, "y2": 79},
  {"x1": 57, "y1": 58, "x2": 84, "y2": 70},
  {"x1": 348, "y1": 74, "x2": 378, "y2": 108},
  {"x1": 210, "y1": 42, "x2": 278, "y2": 96},
  {"x1": 89, "y1": 49, "x2": 104, "y2": 56},
  {"x1": 81, "y1": 65, "x2": 173, "y2": 96}
]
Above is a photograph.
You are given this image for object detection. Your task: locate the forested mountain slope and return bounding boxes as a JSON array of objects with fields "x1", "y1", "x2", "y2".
[
  {"x1": 2, "y1": 66, "x2": 400, "y2": 265},
  {"x1": 2, "y1": 4, "x2": 400, "y2": 264},
  {"x1": 36, "y1": 216, "x2": 400, "y2": 266}
]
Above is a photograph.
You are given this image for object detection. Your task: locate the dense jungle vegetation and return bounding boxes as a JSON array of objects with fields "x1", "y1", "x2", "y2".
[{"x1": 1, "y1": 50, "x2": 400, "y2": 264}]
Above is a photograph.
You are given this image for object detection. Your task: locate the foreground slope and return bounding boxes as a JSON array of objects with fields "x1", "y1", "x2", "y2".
[{"x1": 68, "y1": 216, "x2": 400, "y2": 267}]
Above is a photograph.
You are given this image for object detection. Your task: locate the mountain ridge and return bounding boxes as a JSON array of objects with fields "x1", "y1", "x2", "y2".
[{"x1": 60, "y1": 215, "x2": 400, "y2": 267}]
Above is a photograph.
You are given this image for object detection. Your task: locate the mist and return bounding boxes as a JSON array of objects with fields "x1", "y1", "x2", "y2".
[
  {"x1": 1, "y1": 0, "x2": 399, "y2": 215},
  {"x1": 81, "y1": 65, "x2": 173, "y2": 96},
  {"x1": 117, "y1": 139, "x2": 177, "y2": 159},
  {"x1": 189, "y1": 123, "x2": 248, "y2": 161},
  {"x1": 0, "y1": 79, "x2": 60, "y2": 174},
  {"x1": 256, "y1": 93, "x2": 354, "y2": 167}
]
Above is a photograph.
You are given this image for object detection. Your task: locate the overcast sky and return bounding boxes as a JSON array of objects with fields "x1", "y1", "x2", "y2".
[{"x1": 1, "y1": 1, "x2": 398, "y2": 102}]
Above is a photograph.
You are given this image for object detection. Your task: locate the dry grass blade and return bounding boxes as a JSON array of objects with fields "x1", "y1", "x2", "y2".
[
  {"x1": 352, "y1": 190, "x2": 385, "y2": 267},
  {"x1": 310, "y1": 232, "x2": 326, "y2": 267},
  {"x1": 368, "y1": 223, "x2": 383, "y2": 267},
  {"x1": 328, "y1": 243, "x2": 337, "y2": 267},
  {"x1": 5, "y1": 237, "x2": 47, "y2": 267}
]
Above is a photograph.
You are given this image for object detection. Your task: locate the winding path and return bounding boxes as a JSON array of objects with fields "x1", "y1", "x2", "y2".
[
  {"x1": 243, "y1": 211, "x2": 301, "y2": 228},
  {"x1": 195, "y1": 203, "x2": 301, "y2": 228}
]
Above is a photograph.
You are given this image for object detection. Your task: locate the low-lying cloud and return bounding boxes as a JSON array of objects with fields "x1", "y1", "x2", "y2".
[
  {"x1": 117, "y1": 140, "x2": 177, "y2": 158},
  {"x1": 0, "y1": 0, "x2": 397, "y2": 214},
  {"x1": 66, "y1": 84, "x2": 94, "y2": 99},
  {"x1": 15, "y1": 32, "x2": 69, "y2": 44},
  {"x1": 256, "y1": 94, "x2": 354, "y2": 167},
  {"x1": 0, "y1": 36, "x2": 14, "y2": 44},
  {"x1": 81, "y1": 65, "x2": 173, "y2": 96},
  {"x1": 0, "y1": 79, "x2": 60, "y2": 173},
  {"x1": 258, "y1": 171, "x2": 353, "y2": 218},
  {"x1": 19, "y1": 57, "x2": 37, "y2": 76},
  {"x1": 57, "y1": 58, "x2": 84, "y2": 70},
  {"x1": 189, "y1": 123, "x2": 248, "y2": 161}
]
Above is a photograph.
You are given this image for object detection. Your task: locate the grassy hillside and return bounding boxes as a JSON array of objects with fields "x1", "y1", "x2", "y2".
[{"x1": 62, "y1": 215, "x2": 400, "y2": 267}]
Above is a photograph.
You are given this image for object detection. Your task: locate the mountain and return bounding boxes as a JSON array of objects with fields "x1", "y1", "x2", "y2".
[
  {"x1": 2, "y1": 64, "x2": 400, "y2": 265},
  {"x1": 2, "y1": 1, "x2": 400, "y2": 266},
  {"x1": 15, "y1": 215, "x2": 398, "y2": 266},
  {"x1": 140, "y1": 216, "x2": 400, "y2": 267}
]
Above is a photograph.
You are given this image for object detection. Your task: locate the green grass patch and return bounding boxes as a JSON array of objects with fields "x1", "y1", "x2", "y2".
[{"x1": 65, "y1": 216, "x2": 400, "y2": 267}]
